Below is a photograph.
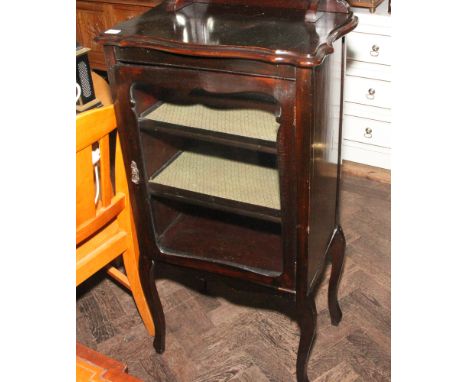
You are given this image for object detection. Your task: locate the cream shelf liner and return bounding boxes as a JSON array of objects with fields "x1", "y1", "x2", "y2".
[
  {"x1": 151, "y1": 151, "x2": 280, "y2": 210},
  {"x1": 145, "y1": 104, "x2": 279, "y2": 142}
]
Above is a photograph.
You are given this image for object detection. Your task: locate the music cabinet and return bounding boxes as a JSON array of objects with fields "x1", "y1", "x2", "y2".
[{"x1": 98, "y1": 1, "x2": 357, "y2": 380}]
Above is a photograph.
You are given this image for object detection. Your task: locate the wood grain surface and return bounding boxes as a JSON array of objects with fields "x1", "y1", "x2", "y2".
[
  {"x1": 342, "y1": 160, "x2": 391, "y2": 184},
  {"x1": 77, "y1": 172, "x2": 390, "y2": 381}
]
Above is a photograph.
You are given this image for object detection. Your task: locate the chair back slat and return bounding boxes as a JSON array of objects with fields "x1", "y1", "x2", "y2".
[
  {"x1": 76, "y1": 105, "x2": 117, "y2": 226},
  {"x1": 98, "y1": 134, "x2": 113, "y2": 207},
  {"x1": 76, "y1": 146, "x2": 97, "y2": 226}
]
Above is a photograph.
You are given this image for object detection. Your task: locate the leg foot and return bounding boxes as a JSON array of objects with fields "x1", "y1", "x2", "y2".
[
  {"x1": 327, "y1": 225, "x2": 346, "y2": 326},
  {"x1": 140, "y1": 256, "x2": 166, "y2": 353},
  {"x1": 296, "y1": 297, "x2": 317, "y2": 382}
]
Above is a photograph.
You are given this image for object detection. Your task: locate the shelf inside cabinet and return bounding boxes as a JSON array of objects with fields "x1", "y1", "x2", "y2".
[
  {"x1": 140, "y1": 103, "x2": 279, "y2": 154},
  {"x1": 149, "y1": 151, "x2": 281, "y2": 222},
  {"x1": 157, "y1": 207, "x2": 283, "y2": 277}
]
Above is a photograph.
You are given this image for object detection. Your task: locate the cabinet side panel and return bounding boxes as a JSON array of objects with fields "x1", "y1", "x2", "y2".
[{"x1": 307, "y1": 38, "x2": 344, "y2": 289}]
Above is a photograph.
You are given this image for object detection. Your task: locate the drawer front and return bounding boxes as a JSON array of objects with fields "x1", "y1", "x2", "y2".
[
  {"x1": 347, "y1": 32, "x2": 392, "y2": 66},
  {"x1": 342, "y1": 140, "x2": 391, "y2": 169},
  {"x1": 344, "y1": 102, "x2": 391, "y2": 122},
  {"x1": 343, "y1": 115, "x2": 391, "y2": 148},
  {"x1": 345, "y1": 75, "x2": 391, "y2": 109},
  {"x1": 346, "y1": 59, "x2": 392, "y2": 82},
  {"x1": 116, "y1": 47, "x2": 296, "y2": 80}
]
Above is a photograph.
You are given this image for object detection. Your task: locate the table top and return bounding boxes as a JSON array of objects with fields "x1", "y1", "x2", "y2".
[{"x1": 97, "y1": 1, "x2": 357, "y2": 67}]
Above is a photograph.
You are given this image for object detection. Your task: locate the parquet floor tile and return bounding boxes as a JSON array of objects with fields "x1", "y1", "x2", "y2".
[{"x1": 77, "y1": 173, "x2": 390, "y2": 381}]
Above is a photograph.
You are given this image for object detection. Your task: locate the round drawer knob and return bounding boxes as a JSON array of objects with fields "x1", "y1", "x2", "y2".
[
  {"x1": 364, "y1": 127, "x2": 373, "y2": 138},
  {"x1": 366, "y1": 88, "x2": 376, "y2": 100},
  {"x1": 370, "y1": 44, "x2": 380, "y2": 57}
]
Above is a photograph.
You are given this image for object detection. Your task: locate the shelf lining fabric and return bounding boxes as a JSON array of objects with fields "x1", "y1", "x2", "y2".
[
  {"x1": 146, "y1": 103, "x2": 279, "y2": 142},
  {"x1": 151, "y1": 151, "x2": 280, "y2": 210}
]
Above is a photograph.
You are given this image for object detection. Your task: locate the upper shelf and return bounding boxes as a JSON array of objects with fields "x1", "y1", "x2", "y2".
[
  {"x1": 140, "y1": 103, "x2": 279, "y2": 153},
  {"x1": 97, "y1": 1, "x2": 358, "y2": 67}
]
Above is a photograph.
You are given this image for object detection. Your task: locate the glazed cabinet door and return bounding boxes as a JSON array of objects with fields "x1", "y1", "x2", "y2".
[{"x1": 112, "y1": 63, "x2": 298, "y2": 290}]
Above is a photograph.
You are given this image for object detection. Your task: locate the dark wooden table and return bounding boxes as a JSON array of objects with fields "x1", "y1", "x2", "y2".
[{"x1": 98, "y1": 1, "x2": 357, "y2": 381}]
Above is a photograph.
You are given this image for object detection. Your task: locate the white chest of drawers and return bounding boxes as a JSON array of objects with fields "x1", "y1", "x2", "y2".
[{"x1": 342, "y1": 0, "x2": 392, "y2": 169}]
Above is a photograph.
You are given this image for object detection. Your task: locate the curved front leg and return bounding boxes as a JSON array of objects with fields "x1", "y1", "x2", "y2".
[
  {"x1": 140, "y1": 256, "x2": 166, "y2": 353},
  {"x1": 327, "y1": 225, "x2": 346, "y2": 326},
  {"x1": 296, "y1": 297, "x2": 317, "y2": 382}
]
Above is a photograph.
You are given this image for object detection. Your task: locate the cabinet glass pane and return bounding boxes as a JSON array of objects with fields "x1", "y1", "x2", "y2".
[{"x1": 136, "y1": 88, "x2": 283, "y2": 276}]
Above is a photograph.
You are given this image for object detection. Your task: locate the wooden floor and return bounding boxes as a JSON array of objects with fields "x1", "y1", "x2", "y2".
[{"x1": 76, "y1": 173, "x2": 391, "y2": 381}]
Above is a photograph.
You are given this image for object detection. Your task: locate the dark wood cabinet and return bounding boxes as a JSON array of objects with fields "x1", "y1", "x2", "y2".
[
  {"x1": 98, "y1": 1, "x2": 357, "y2": 380},
  {"x1": 76, "y1": 0, "x2": 162, "y2": 70}
]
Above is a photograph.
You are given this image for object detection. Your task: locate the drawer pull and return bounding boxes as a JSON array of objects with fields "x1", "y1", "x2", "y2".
[
  {"x1": 370, "y1": 44, "x2": 380, "y2": 57},
  {"x1": 366, "y1": 88, "x2": 376, "y2": 100},
  {"x1": 130, "y1": 160, "x2": 140, "y2": 184},
  {"x1": 364, "y1": 127, "x2": 373, "y2": 138}
]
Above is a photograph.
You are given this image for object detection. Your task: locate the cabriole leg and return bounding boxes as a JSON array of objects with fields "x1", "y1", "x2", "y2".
[
  {"x1": 140, "y1": 256, "x2": 166, "y2": 353},
  {"x1": 327, "y1": 225, "x2": 346, "y2": 326},
  {"x1": 296, "y1": 297, "x2": 317, "y2": 382}
]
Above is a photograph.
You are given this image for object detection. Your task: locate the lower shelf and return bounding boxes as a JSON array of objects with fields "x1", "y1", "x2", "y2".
[
  {"x1": 149, "y1": 150, "x2": 281, "y2": 222},
  {"x1": 157, "y1": 208, "x2": 283, "y2": 277}
]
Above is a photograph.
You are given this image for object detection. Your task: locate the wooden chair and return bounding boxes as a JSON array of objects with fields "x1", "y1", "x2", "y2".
[{"x1": 76, "y1": 105, "x2": 155, "y2": 336}]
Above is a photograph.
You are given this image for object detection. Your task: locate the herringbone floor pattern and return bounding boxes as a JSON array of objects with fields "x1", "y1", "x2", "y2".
[{"x1": 76, "y1": 173, "x2": 390, "y2": 381}]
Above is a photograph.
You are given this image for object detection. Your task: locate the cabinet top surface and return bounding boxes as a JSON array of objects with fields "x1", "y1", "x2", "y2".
[{"x1": 97, "y1": 1, "x2": 357, "y2": 67}]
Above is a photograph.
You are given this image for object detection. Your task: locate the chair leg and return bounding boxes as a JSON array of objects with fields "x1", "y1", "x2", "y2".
[
  {"x1": 140, "y1": 256, "x2": 166, "y2": 354},
  {"x1": 296, "y1": 297, "x2": 317, "y2": 382},
  {"x1": 121, "y1": 248, "x2": 155, "y2": 336},
  {"x1": 327, "y1": 225, "x2": 346, "y2": 326}
]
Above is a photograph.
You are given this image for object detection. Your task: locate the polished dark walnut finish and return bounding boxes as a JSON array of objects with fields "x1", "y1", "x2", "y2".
[{"x1": 98, "y1": 1, "x2": 357, "y2": 380}]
